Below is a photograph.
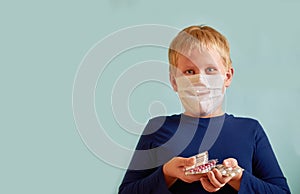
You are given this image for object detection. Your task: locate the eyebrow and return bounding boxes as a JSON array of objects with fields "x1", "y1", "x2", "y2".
[
  {"x1": 206, "y1": 63, "x2": 219, "y2": 68},
  {"x1": 189, "y1": 63, "x2": 218, "y2": 70},
  {"x1": 184, "y1": 63, "x2": 197, "y2": 69}
]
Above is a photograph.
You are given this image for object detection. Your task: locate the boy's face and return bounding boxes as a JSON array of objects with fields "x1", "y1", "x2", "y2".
[
  {"x1": 170, "y1": 49, "x2": 233, "y2": 92},
  {"x1": 169, "y1": 48, "x2": 234, "y2": 117}
]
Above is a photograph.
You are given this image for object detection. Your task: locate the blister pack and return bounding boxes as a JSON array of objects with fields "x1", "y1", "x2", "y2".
[
  {"x1": 184, "y1": 151, "x2": 243, "y2": 176},
  {"x1": 214, "y1": 164, "x2": 243, "y2": 177}
]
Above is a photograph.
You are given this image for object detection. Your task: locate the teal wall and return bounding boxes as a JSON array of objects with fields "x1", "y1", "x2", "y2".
[{"x1": 1, "y1": 0, "x2": 299, "y2": 193}]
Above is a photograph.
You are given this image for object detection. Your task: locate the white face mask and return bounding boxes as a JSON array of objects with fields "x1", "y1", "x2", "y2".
[{"x1": 175, "y1": 74, "x2": 226, "y2": 117}]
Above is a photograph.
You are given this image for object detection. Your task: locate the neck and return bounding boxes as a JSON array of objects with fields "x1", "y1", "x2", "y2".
[{"x1": 184, "y1": 108, "x2": 225, "y2": 118}]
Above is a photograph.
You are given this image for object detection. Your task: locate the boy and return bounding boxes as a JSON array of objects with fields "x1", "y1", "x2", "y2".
[{"x1": 119, "y1": 25, "x2": 290, "y2": 193}]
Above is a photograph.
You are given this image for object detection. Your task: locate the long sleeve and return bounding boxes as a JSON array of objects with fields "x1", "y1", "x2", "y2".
[
  {"x1": 238, "y1": 122, "x2": 290, "y2": 193},
  {"x1": 119, "y1": 117, "x2": 173, "y2": 194},
  {"x1": 119, "y1": 166, "x2": 172, "y2": 194}
]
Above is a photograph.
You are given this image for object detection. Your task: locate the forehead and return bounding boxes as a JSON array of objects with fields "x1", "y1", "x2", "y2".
[{"x1": 177, "y1": 48, "x2": 224, "y2": 69}]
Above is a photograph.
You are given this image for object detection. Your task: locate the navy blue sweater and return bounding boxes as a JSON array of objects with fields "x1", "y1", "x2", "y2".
[{"x1": 119, "y1": 113, "x2": 290, "y2": 194}]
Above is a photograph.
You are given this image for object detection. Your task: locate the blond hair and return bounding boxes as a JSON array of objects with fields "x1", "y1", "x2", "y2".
[{"x1": 168, "y1": 25, "x2": 232, "y2": 73}]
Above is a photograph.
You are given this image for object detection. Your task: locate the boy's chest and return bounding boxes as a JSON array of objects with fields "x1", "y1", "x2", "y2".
[{"x1": 155, "y1": 126, "x2": 254, "y2": 171}]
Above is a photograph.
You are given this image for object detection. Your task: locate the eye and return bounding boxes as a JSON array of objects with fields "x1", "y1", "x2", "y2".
[
  {"x1": 205, "y1": 67, "x2": 218, "y2": 74},
  {"x1": 184, "y1": 69, "x2": 195, "y2": 75}
]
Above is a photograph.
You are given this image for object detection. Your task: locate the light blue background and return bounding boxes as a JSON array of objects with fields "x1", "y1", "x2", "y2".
[{"x1": 1, "y1": 0, "x2": 299, "y2": 193}]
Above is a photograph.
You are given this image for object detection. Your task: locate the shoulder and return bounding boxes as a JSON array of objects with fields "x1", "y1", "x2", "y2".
[
  {"x1": 147, "y1": 114, "x2": 182, "y2": 127},
  {"x1": 223, "y1": 114, "x2": 269, "y2": 147},
  {"x1": 226, "y1": 113, "x2": 260, "y2": 125},
  {"x1": 141, "y1": 114, "x2": 181, "y2": 135},
  {"x1": 138, "y1": 114, "x2": 182, "y2": 147},
  {"x1": 148, "y1": 114, "x2": 181, "y2": 122},
  {"x1": 224, "y1": 113, "x2": 263, "y2": 133}
]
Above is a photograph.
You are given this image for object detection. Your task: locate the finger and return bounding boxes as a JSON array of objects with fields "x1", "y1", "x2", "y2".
[
  {"x1": 177, "y1": 157, "x2": 195, "y2": 167},
  {"x1": 212, "y1": 168, "x2": 231, "y2": 184},
  {"x1": 212, "y1": 169, "x2": 226, "y2": 184},
  {"x1": 186, "y1": 157, "x2": 196, "y2": 166},
  {"x1": 180, "y1": 172, "x2": 208, "y2": 183},
  {"x1": 207, "y1": 171, "x2": 225, "y2": 188},
  {"x1": 188, "y1": 173, "x2": 207, "y2": 180},
  {"x1": 223, "y1": 158, "x2": 238, "y2": 167},
  {"x1": 200, "y1": 177, "x2": 220, "y2": 192}
]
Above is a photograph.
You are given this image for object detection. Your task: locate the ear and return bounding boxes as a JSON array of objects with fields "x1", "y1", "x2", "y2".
[
  {"x1": 224, "y1": 67, "x2": 234, "y2": 88},
  {"x1": 169, "y1": 73, "x2": 178, "y2": 92}
]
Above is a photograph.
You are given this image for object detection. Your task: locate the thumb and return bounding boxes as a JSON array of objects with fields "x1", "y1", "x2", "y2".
[
  {"x1": 177, "y1": 157, "x2": 195, "y2": 167},
  {"x1": 223, "y1": 158, "x2": 238, "y2": 167}
]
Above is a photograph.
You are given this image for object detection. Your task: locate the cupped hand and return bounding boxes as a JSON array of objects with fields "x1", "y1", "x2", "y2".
[
  {"x1": 163, "y1": 157, "x2": 207, "y2": 187},
  {"x1": 199, "y1": 158, "x2": 243, "y2": 192}
]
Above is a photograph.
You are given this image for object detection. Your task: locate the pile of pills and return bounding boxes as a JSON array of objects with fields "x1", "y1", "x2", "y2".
[
  {"x1": 185, "y1": 159, "x2": 218, "y2": 175},
  {"x1": 214, "y1": 164, "x2": 243, "y2": 177},
  {"x1": 184, "y1": 151, "x2": 243, "y2": 176}
]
